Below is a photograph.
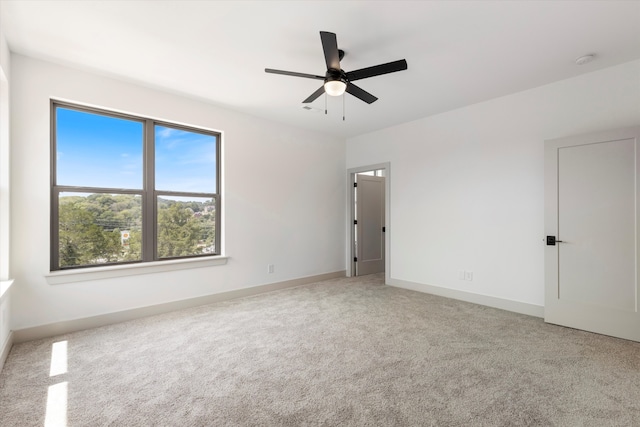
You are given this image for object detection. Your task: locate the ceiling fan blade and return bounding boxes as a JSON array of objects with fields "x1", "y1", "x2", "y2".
[
  {"x1": 345, "y1": 59, "x2": 408, "y2": 82},
  {"x1": 346, "y1": 83, "x2": 378, "y2": 104},
  {"x1": 320, "y1": 31, "x2": 341, "y2": 70},
  {"x1": 302, "y1": 86, "x2": 326, "y2": 103},
  {"x1": 265, "y1": 68, "x2": 324, "y2": 80}
]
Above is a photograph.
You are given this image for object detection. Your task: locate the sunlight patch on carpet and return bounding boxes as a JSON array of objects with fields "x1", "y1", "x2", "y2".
[
  {"x1": 49, "y1": 341, "x2": 68, "y2": 377},
  {"x1": 45, "y1": 381, "x2": 67, "y2": 427}
]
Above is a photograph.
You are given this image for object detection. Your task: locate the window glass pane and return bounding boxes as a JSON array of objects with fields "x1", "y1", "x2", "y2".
[
  {"x1": 56, "y1": 108, "x2": 143, "y2": 189},
  {"x1": 58, "y1": 192, "x2": 142, "y2": 268},
  {"x1": 157, "y1": 196, "x2": 216, "y2": 258},
  {"x1": 155, "y1": 126, "x2": 217, "y2": 192}
]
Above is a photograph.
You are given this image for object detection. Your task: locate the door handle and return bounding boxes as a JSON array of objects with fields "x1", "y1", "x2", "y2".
[{"x1": 546, "y1": 236, "x2": 563, "y2": 246}]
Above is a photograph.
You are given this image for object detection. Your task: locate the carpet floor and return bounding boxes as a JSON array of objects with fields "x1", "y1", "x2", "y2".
[{"x1": 0, "y1": 273, "x2": 639, "y2": 426}]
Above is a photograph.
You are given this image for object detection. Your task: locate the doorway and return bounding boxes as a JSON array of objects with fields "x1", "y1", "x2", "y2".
[
  {"x1": 544, "y1": 127, "x2": 640, "y2": 342},
  {"x1": 347, "y1": 163, "x2": 390, "y2": 280}
]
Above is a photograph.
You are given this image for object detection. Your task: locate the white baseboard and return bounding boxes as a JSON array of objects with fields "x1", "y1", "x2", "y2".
[
  {"x1": 14, "y1": 271, "x2": 346, "y2": 343},
  {"x1": 389, "y1": 278, "x2": 544, "y2": 318},
  {"x1": 0, "y1": 331, "x2": 14, "y2": 371}
]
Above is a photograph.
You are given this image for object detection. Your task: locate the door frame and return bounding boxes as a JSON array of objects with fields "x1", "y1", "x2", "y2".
[{"x1": 346, "y1": 162, "x2": 390, "y2": 283}]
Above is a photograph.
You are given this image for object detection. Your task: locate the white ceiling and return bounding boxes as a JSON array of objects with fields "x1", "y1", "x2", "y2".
[{"x1": 1, "y1": 1, "x2": 639, "y2": 138}]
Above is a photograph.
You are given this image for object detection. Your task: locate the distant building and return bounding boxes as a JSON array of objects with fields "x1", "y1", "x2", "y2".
[{"x1": 120, "y1": 230, "x2": 130, "y2": 247}]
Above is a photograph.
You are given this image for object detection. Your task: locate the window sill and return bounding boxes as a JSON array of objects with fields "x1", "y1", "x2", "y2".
[
  {"x1": 45, "y1": 256, "x2": 229, "y2": 285},
  {"x1": 0, "y1": 280, "x2": 14, "y2": 301}
]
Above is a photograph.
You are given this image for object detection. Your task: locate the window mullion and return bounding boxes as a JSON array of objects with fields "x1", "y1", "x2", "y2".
[
  {"x1": 142, "y1": 119, "x2": 156, "y2": 262},
  {"x1": 51, "y1": 187, "x2": 60, "y2": 271}
]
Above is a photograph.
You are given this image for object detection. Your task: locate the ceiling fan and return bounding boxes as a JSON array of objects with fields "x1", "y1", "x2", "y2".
[{"x1": 265, "y1": 31, "x2": 408, "y2": 104}]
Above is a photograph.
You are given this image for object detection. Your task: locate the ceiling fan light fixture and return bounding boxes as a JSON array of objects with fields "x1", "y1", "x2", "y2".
[{"x1": 324, "y1": 79, "x2": 347, "y2": 96}]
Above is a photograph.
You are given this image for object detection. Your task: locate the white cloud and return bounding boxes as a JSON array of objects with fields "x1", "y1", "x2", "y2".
[{"x1": 156, "y1": 127, "x2": 180, "y2": 140}]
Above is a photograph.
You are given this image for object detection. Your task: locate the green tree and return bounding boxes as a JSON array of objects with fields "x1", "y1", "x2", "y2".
[
  {"x1": 58, "y1": 202, "x2": 121, "y2": 267},
  {"x1": 157, "y1": 203, "x2": 203, "y2": 257},
  {"x1": 58, "y1": 194, "x2": 211, "y2": 266}
]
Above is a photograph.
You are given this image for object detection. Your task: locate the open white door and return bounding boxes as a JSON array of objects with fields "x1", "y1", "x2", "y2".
[
  {"x1": 544, "y1": 127, "x2": 640, "y2": 342},
  {"x1": 356, "y1": 175, "x2": 385, "y2": 276}
]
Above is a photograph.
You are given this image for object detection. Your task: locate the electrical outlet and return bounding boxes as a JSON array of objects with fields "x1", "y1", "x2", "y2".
[
  {"x1": 459, "y1": 270, "x2": 466, "y2": 280},
  {"x1": 465, "y1": 271, "x2": 473, "y2": 281},
  {"x1": 268, "y1": 264, "x2": 274, "y2": 274}
]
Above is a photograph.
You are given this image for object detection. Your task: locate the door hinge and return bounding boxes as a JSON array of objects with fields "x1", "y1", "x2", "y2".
[
  {"x1": 354, "y1": 220, "x2": 357, "y2": 225},
  {"x1": 382, "y1": 226, "x2": 385, "y2": 232},
  {"x1": 353, "y1": 182, "x2": 357, "y2": 188},
  {"x1": 354, "y1": 257, "x2": 358, "y2": 262}
]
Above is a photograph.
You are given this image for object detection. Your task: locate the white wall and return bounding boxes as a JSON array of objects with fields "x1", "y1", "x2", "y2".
[
  {"x1": 11, "y1": 54, "x2": 345, "y2": 330},
  {"x1": 0, "y1": 13, "x2": 10, "y2": 281},
  {"x1": 0, "y1": 24, "x2": 13, "y2": 360},
  {"x1": 347, "y1": 60, "x2": 640, "y2": 310}
]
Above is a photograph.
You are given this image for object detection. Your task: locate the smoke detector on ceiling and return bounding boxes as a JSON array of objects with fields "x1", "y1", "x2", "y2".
[{"x1": 575, "y1": 54, "x2": 595, "y2": 65}]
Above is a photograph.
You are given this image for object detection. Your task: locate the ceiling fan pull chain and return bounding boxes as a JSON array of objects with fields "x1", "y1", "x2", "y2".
[{"x1": 325, "y1": 92, "x2": 327, "y2": 115}]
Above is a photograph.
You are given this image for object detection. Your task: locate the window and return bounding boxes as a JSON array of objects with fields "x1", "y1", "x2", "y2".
[{"x1": 51, "y1": 101, "x2": 220, "y2": 271}]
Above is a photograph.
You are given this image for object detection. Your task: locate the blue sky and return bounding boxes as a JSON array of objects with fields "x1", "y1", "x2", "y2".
[
  {"x1": 155, "y1": 125, "x2": 217, "y2": 193},
  {"x1": 56, "y1": 107, "x2": 217, "y2": 193}
]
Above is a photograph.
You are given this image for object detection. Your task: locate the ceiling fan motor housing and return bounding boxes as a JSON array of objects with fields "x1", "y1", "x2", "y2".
[{"x1": 325, "y1": 68, "x2": 346, "y2": 84}]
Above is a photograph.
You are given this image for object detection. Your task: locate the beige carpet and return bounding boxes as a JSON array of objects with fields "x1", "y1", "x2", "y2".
[{"x1": 0, "y1": 273, "x2": 639, "y2": 426}]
